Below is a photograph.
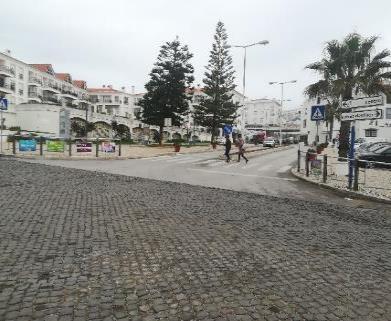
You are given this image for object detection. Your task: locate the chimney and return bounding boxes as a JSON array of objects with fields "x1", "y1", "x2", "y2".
[
  {"x1": 108, "y1": 85, "x2": 112, "y2": 89},
  {"x1": 4, "y1": 49, "x2": 11, "y2": 56},
  {"x1": 121, "y1": 86, "x2": 125, "y2": 91},
  {"x1": 102, "y1": 85, "x2": 106, "y2": 88},
  {"x1": 131, "y1": 86, "x2": 135, "y2": 94}
]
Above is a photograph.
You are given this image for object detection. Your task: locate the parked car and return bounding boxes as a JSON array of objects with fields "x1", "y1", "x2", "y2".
[
  {"x1": 263, "y1": 137, "x2": 276, "y2": 147},
  {"x1": 358, "y1": 145, "x2": 391, "y2": 168},
  {"x1": 354, "y1": 137, "x2": 388, "y2": 150},
  {"x1": 356, "y1": 142, "x2": 391, "y2": 155}
]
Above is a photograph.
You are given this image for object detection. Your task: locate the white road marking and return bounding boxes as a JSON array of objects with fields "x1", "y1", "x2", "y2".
[
  {"x1": 197, "y1": 159, "x2": 221, "y2": 165},
  {"x1": 277, "y1": 165, "x2": 292, "y2": 173},
  {"x1": 257, "y1": 164, "x2": 273, "y2": 172},
  {"x1": 144, "y1": 155, "x2": 172, "y2": 161},
  {"x1": 188, "y1": 168, "x2": 298, "y2": 181}
]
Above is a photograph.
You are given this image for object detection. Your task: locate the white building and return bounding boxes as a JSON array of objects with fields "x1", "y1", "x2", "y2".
[
  {"x1": 243, "y1": 98, "x2": 281, "y2": 128},
  {"x1": 300, "y1": 94, "x2": 391, "y2": 145}
]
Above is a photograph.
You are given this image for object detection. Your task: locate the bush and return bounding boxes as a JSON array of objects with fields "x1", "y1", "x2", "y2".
[{"x1": 8, "y1": 126, "x2": 21, "y2": 132}]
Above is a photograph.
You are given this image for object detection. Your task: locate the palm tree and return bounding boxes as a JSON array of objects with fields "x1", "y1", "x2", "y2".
[{"x1": 305, "y1": 33, "x2": 391, "y2": 158}]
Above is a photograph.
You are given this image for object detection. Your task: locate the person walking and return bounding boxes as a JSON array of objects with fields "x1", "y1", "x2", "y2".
[
  {"x1": 224, "y1": 135, "x2": 231, "y2": 162},
  {"x1": 237, "y1": 134, "x2": 248, "y2": 163}
]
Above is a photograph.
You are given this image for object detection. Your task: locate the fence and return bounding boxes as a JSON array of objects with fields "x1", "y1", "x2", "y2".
[
  {"x1": 2, "y1": 136, "x2": 123, "y2": 158},
  {"x1": 297, "y1": 149, "x2": 391, "y2": 199}
]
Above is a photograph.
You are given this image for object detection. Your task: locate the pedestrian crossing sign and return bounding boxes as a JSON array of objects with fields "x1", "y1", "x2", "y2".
[
  {"x1": 0, "y1": 98, "x2": 8, "y2": 111},
  {"x1": 311, "y1": 105, "x2": 325, "y2": 121}
]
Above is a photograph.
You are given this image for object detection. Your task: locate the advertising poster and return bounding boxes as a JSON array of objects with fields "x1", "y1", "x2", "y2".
[
  {"x1": 19, "y1": 139, "x2": 37, "y2": 152},
  {"x1": 102, "y1": 141, "x2": 116, "y2": 153},
  {"x1": 47, "y1": 140, "x2": 65, "y2": 152},
  {"x1": 76, "y1": 142, "x2": 92, "y2": 152}
]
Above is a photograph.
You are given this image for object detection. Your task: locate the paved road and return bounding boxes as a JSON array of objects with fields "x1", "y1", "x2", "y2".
[
  {"x1": 0, "y1": 159, "x2": 390, "y2": 321},
  {"x1": 27, "y1": 146, "x2": 386, "y2": 209}
]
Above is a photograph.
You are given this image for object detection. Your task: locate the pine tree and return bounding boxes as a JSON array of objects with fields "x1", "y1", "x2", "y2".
[
  {"x1": 193, "y1": 21, "x2": 240, "y2": 143},
  {"x1": 139, "y1": 38, "x2": 194, "y2": 145}
]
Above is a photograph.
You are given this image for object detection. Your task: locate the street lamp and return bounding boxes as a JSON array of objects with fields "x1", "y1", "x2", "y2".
[
  {"x1": 269, "y1": 80, "x2": 297, "y2": 146},
  {"x1": 227, "y1": 40, "x2": 269, "y2": 135}
]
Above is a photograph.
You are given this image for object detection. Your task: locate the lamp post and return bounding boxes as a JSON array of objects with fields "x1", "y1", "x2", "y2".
[
  {"x1": 269, "y1": 80, "x2": 297, "y2": 146},
  {"x1": 227, "y1": 40, "x2": 269, "y2": 134}
]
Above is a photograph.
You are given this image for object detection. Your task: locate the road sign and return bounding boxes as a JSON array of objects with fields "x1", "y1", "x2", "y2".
[
  {"x1": 311, "y1": 105, "x2": 326, "y2": 121},
  {"x1": 223, "y1": 125, "x2": 232, "y2": 135},
  {"x1": 341, "y1": 109, "x2": 382, "y2": 121},
  {"x1": 164, "y1": 117, "x2": 172, "y2": 127},
  {"x1": 0, "y1": 98, "x2": 8, "y2": 111},
  {"x1": 341, "y1": 96, "x2": 383, "y2": 109}
]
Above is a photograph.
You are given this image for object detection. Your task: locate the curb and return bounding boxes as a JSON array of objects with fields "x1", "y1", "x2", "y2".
[{"x1": 290, "y1": 168, "x2": 391, "y2": 205}]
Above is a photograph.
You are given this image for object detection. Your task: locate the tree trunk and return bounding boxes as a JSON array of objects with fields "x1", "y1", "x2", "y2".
[
  {"x1": 159, "y1": 125, "x2": 163, "y2": 146},
  {"x1": 211, "y1": 126, "x2": 215, "y2": 144},
  {"x1": 329, "y1": 116, "x2": 334, "y2": 143},
  {"x1": 338, "y1": 121, "x2": 350, "y2": 159}
]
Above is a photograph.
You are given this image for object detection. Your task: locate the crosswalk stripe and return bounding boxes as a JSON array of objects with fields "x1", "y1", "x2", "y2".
[
  {"x1": 257, "y1": 164, "x2": 273, "y2": 171},
  {"x1": 277, "y1": 165, "x2": 291, "y2": 173}
]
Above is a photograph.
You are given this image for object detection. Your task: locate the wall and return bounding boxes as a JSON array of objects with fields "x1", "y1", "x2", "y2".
[{"x1": 16, "y1": 104, "x2": 60, "y2": 135}]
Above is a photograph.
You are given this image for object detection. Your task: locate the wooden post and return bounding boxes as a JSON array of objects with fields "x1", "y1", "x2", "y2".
[
  {"x1": 305, "y1": 153, "x2": 309, "y2": 177},
  {"x1": 118, "y1": 140, "x2": 122, "y2": 157},
  {"x1": 39, "y1": 137, "x2": 43, "y2": 156},
  {"x1": 95, "y1": 139, "x2": 99, "y2": 157},
  {"x1": 68, "y1": 139, "x2": 72, "y2": 157},
  {"x1": 12, "y1": 137, "x2": 16, "y2": 154},
  {"x1": 323, "y1": 154, "x2": 327, "y2": 183}
]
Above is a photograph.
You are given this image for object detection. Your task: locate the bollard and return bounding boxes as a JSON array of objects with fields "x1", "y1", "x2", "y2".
[
  {"x1": 68, "y1": 139, "x2": 72, "y2": 157},
  {"x1": 353, "y1": 159, "x2": 359, "y2": 191},
  {"x1": 323, "y1": 154, "x2": 327, "y2": 183},
  {"x1": 118, "y1": 140, "x2": 122, "y2": 157},
  {"x1": 39, "y1": 137, "x2": 43, "y2": 156},
  {"x1": 297, "y1": 149, "x2": 301, "y2": 172},
  {"x1": 95, "y1": 139, "x2": 99, "y2": 157},
  {"x1": 305, "y1": 153, "x2": 309, "y2": 177},
  {"x1": 12, "y1": 137, "x2": 16, "y2": 154}
]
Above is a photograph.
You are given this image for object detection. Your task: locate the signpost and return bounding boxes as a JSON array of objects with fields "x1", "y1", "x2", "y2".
[
  {"x1": 76, "y1": 142, "x2": 92, "y2": 152},
  {"x1": 340, "y1": 109, "x2": 382, "y2": 121},
  {"x1": 310, "y1": 105, "x2": 326, "y2": 143},
  {"x1": 341, "y1": 95, "x2": 383, "y2": 109},
  {"x1": 47, "y1": 140, "x2": 65, "y2": 152},
  {"x1": 0, "y1": 98, "x2": 8, "y2": 154},
  {"x1": 19, "y1": 139, "x2": 37, "y2": 152},
  {"x1": 101, "y1": 141, "x2": 116, "y2": 153},
  {"x1": 164, "y1": 118, "x2": 172, "y2": 127}
]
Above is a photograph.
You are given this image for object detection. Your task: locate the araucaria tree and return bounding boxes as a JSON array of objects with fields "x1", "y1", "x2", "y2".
[
  {"x1": 139, "y1": 38, "x2": 194, "y2": 145},
  {"x1": 306, "y1": 33, "x2": 391, "y2": 158},
  {"x1": 193, "y1": 21, "x2": 240, "y2": 143}
]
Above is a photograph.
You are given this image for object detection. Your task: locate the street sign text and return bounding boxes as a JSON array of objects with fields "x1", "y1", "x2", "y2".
[
  {"x1": 341, "y1": 109, "x2": 382, "y2": 121},
  {"x1": 341, "y1": 96, "x2": 383, "y2": 109}
]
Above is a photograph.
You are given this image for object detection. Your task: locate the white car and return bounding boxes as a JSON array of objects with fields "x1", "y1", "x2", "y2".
[{"x1": 263, "y1": 137, "x2": 276, "y2": 147}]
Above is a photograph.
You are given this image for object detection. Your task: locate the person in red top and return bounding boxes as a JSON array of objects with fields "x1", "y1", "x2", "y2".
[{"x1": 237, "y1": 134, "x2": 248, "y2": 163}]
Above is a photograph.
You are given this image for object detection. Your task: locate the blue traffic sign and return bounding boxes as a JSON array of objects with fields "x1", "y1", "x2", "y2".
[
  {"x1": 0, "y1": 98, "x2": 8, "y2": 111},
  {"x1": 223, "y1": 125, "x2": 232, "y2": 135},
  {"x1": 311, "y1": 105, "x2": 326, "y2": 121}
]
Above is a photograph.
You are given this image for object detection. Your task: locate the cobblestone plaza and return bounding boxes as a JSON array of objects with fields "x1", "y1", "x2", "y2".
[{"x1": 0, "y1": 159, "x2": 390, "y2": 321}]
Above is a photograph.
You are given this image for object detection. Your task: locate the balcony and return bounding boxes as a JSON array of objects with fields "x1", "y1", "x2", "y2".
[
  {"x1": 0, "y1": 65, "x2": 14, "y2": 78},
  {"x1": 61, "y1": 89, "x2": 78, "y2": 100},
  {"x1": 28, "y1": 77, "x2": 42, "y2": 86},
  {"x1": 28, "y1": 92, "x2": 42, "y2": 103},
  {"x1": 0, "y1": 82, "x2": 14, "y2": 94},
  {"x1": 42, "y1": 95, "x2": 61, "y2": 105},
  {"x1": 42, "y1": 83, "x2": 61, "y2": 94}
]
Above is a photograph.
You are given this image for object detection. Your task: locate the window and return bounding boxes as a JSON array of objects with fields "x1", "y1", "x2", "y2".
[
  {"x1": 114, "y1": 96, "x2": 119, "y2": 103},
  {"x1": 19, "y1": 89, "x2": 23, "y2": 96},
  {"x1": 19, "y1": 73, "x2": 24, "y2": 80},
  {"x1": 365, "y1": 129, "x2": 377, "y2": 137},
  {"x1": 303, "y1": 120, "x2": 307, "y2": 128},
  {"x1": 386, "y1": 108, "x2": 391, "y2": 119}
]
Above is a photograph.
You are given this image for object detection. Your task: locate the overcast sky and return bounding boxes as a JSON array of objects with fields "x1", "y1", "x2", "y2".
[{"x1": 2, "y1": 0, "x2": 390, "y2": 109}]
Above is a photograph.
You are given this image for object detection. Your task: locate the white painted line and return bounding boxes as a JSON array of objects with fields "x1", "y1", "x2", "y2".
[
  {"x1": 277, "y1": 165, "x2": 292, "y2": 173},
  {"x1": 197, "y1": 159, "x2": 221, "y2": 165},
  {"x1": 188, "y1": 168, "x2": 298, "y2": 181},
  {"x1": 145, "y1": 155, "x2": 172, "y2": 161},
  {"x1": 257, "y1": 164, "x2": 273, "y2": 172},
  {"x1": 208, "y1": 160, "x2": 225, "y2": 167}
]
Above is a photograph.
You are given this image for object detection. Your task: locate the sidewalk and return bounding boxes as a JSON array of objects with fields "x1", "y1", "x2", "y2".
[{"x1": 293, "y1": 147, "x2": 391, "y2": 203}]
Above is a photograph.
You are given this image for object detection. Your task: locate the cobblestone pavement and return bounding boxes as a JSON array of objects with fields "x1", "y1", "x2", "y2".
[{"x1": 0, "y1": 159, "x2": 391, "y2": 321}]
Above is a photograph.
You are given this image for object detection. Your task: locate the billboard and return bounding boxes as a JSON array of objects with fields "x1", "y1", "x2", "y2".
[
  {"x1": 47, "y1": 140, "x2": 65, "y2": 152},
  {"x1": 102, "y1": 141, "x2": 116, "y2": 153},
  {"x1": 19, "y1": 139, "x2": 37, "y2": 152},
  {"x1": 76, "y1": 142, "x2": 92, "y2": 152}
]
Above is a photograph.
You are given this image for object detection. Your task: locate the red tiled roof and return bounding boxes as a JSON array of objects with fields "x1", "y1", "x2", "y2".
[
  {"x1": 73, "y1": 80, "x2": 87, "y2": 89},
  {"x1": 88, "y1": 87, "x2": 119, "y2": 93},
  {"x1": 55, "y1": 73, "x2": 72, "y2": 82},
  {"x1": 29, "y1": 64, "x2": 54, "y2": 74}
]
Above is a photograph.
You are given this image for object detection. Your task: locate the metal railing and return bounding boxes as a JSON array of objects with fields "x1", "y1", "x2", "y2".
[
  {"x1": 297, "y1": 149, "x2": 391, "y2": 197},
  {"x1": 28, "y1": 77, "x2": 42, "y2": 85},
  {"x1": 0, "y1": 65, "x2": 15, "y2": 75}
]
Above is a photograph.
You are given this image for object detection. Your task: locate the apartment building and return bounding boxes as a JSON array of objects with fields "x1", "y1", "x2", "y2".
[
  {"x1": 88, "y1": 85, "x2": 139, "y2": 120},
  {"x1": 243, "y1": 98, "x2": 281, "y2": 127}
]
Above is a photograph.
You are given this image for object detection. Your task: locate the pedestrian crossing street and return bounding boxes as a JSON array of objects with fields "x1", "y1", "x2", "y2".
[{"x1": 143, "y1": 154, "x2": 292, "y2": 174}]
